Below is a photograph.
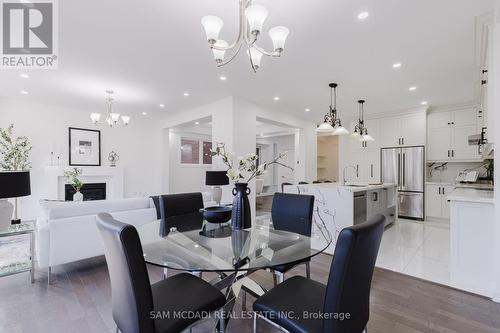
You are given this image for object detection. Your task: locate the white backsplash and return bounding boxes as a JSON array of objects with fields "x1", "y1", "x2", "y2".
[{"x1": 426, "y1": 162, "x2": 486, "y2": 183}]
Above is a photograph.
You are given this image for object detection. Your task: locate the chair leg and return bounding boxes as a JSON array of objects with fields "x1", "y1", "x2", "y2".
[
  {"x1": 253, "y1": 313, "x2": 257, "y2": 333},
  {"x1": 47, "y1": 267, "x2": 51, "y2": 285},
  {"x1": 274, "y1": 271, "x2": 284, "y2": 285},
  {"x1": 242, "y1": 289, "x2": 247, "y2": 311},
  {"x1": 305, "y1": 262, "x2": 311, "y2": 279}
]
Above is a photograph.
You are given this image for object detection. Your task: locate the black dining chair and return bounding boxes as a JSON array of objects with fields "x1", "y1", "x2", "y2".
[
  {"x1": 252, "y1": 214, "x2": 385, "y2": 333},
  {"x1": 151, "y1": 193, "x2": 204, "y2": 233},
  {"x1": 151, "y1": 193, "x2": 205, "y2": 278},
  {"x1": 298, "y1": 181, "x2": 309, "y2": 185},
  {"x1": 281, "y1": 182, "x2": 293, "y2": 192},
  {"x1": 269, "y1": 192, "x2": 315, "y2": 285},
  {"x1": 96, "y1": 213, "x2": 227, "y2": 333}
]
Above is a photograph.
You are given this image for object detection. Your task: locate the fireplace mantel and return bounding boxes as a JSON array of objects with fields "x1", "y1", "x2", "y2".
[{"x1": 43, "y1": 166, "x2": 124, "y2": 200}]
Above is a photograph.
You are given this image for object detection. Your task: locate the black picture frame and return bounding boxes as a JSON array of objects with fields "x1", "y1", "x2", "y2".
[{"x1": 68, "y1": 127, "x2": 101, "y2": 166}]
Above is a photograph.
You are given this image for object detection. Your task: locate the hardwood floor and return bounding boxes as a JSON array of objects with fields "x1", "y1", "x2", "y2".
[{"x1": 1, "y1": 254, "x2": 500, "y2": 333}]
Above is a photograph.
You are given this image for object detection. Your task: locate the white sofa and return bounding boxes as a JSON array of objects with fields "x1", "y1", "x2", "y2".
[{"x1": 36, "y1": 198, "x2": 158, "y2": 279}]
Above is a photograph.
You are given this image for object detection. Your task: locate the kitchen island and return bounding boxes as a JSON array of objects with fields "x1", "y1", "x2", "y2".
[
  {"x1": 284, "y1": 183, "x2": 397, "y2": 254},
  {"x1": 448, "y1": 187, "x2": 495, "y2": 297}
]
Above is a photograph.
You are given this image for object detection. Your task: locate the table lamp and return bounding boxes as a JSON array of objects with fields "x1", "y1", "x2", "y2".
[
  {"x1": 0, "y1": 171, "x2": 31, "y2": 230},
  {"x1": 206, "y1": 171, "x2": 229, "y2": 206}
]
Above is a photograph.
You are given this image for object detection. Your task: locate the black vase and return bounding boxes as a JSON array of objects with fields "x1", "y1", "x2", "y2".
[{"x1": 231, "y1": 182, "x2": 251, "y2": 229}]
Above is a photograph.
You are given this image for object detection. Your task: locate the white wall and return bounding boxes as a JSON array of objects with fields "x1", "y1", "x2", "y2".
[
  {"x1": 168, "y1": 130, "x2": 212, "y2": 194},
  {"x1": 0, "y1": 98, "x2": 162, "y2": 219},
  {"x1": 257, "y1": 134, "x2": 296, "y2": 186},
  {"x1": 492, "y1": 0, "x2": 500, "y2": 302}
]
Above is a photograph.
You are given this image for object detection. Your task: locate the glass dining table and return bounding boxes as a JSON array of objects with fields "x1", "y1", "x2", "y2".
[{"x1": 136, "y1": 214, "x2": 332, "y2": 331}]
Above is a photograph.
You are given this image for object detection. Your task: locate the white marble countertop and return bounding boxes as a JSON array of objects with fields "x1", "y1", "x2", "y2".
[
  {"x1": 447, "y1": 187, "x2": 494, "y2": 204},
  {"x1": 296, "y1": 182, "x2": 397, "y2": 192},
  {"x1": 426, "y1": 181, "x2": 455, "y2": 186}
]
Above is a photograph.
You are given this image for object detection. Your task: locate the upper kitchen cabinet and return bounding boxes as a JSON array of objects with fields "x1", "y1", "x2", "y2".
[
  {"x1": 427, "y1": 109, "x2": 482, "y2": 162},
  {"x1": 380, "y1": 112, "x2": 426, "y2": 147}
]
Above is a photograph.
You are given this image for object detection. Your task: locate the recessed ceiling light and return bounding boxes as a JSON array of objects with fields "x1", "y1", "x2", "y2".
[
  {"x1": 159, "y1": 104, "x2": 165, "y2": 108},
  {"x1": 20, "y1": 90, "x2": 28, "y2": 95},
  {"x1": 392, "y1": 62, "x2": 402, "y2": 69},
  {"x1": 20, "y1": 73, "x2": 29, "y2": 79},
  {"x1": 183, "y1": 92, "x2": 190, "y2": 97},
  {"x1": 421, "y1": 101, "x2": 428, "y2": 105},
  {"x1": 273, "y1": 96, "x2": 280, "y2": 101},
  {"x1": 357, "y1": 11, "x2": 369, "y2": 20},
  {"x1": 195, "y1": 121, "x2": 200, "y2": 125},
  {"x1": 409, "y1": 86, "x2": 417, "y2": 91},
  {"x1": 305, "y1": 108, "x2": 311, "y2": 112},
  {"x1": 219, "y1": 75, "x2": 227, "y2": 81},
  {"x1": 142, "y1": 112, "x2": 148, "y2": 116}
]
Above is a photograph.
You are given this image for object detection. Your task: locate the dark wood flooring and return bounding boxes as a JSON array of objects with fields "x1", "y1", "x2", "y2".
[{"x1": 1, "y1": 254, "x2": 500, "y2": 333}]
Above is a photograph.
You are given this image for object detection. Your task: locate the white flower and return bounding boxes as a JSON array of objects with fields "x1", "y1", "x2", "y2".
[{"x1": 226, "y1": 168, "x2": 241, "y2": 181}]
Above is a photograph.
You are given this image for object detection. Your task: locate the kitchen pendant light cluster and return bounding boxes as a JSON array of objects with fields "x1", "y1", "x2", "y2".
[
  {"x1": 351, "y1": 100, "x2": 374, "y2": 142},
  {"x1": 316, "y1": 83, "x2": 349, "y2": 135},
  {"x1": 201, "y1": 0, "x2": 290, "y2": 73},
  {"x1": 90, "y1": 91, "x2": 130, "y2": 127}
]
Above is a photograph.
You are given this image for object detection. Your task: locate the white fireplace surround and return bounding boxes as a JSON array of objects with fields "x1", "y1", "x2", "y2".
[{"x1": 43, "y1": 166, "x2": 124, "y2": 201}]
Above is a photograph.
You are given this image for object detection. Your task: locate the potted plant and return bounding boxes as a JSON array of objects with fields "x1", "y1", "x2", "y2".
[
  {"x1": 0, "y1": 124, "x2": 32, "y2": 228},
  {"x1": 211, "y1": 142, "x2": 291, "y2": 229},
  {"x1": 64, "y1": 168, "x2": 84, "y2": 201}
]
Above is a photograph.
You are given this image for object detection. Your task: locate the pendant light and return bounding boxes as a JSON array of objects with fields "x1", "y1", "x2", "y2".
[
  {"x1": 316, "y1": 83, "x2": 349, "y2": 135},
  {"x1": 352, "y1": 100, "x2": 374, "y2": 142}
]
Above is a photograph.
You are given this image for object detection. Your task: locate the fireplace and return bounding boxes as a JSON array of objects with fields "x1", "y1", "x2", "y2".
[{"x1": 65, "y1": 183, "x2": 106, "y2": 201}]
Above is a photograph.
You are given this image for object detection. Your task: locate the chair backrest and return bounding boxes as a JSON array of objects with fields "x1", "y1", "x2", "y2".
[
  {"x1": 271, "y1": 192, "x2": 314, "y2": 237},
  {"x1": 96, "y1": 213, "x2": 155, "y2": 333},
  {"x1": 298, "y1": 181, "x2": 309, "y2": 185},
  {"x1": 322, "y1": 214, "x2": 385, "y2": 333},
  {"x1": 281, "y1": 182, "x2": 293, "y2": 192},
  {"x1": 155, "y1": 193, "x2": 204, "y2": 234}
]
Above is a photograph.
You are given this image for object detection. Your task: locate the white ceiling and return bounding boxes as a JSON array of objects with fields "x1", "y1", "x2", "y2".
[{"x1": 0, "y1": 0, "x2": 496, "y2": 120}]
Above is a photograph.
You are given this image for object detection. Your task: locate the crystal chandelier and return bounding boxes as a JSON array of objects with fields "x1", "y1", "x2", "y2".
[
  {"x1": 201, "y1": 0, "x2": 290, "y2": 72},
  {"x1": 90, "y1": 91, "x2": 130, "y2": 127},
  {"x1": 316, "y1": 83, "x2": 349, "y2": 135},
  {"x1": 352, "y1": 100, "x2": 374, "y2": 142}
]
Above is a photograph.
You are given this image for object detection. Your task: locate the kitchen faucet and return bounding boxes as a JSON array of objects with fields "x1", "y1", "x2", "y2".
[{"x1": 343, "y1": 165, "x2": 359, "y2": 185}]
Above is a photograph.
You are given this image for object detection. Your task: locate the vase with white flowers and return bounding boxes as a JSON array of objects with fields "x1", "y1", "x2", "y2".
[
  {"x1": 211, "y1": 142, "x2": 292, "y2": 229},
  {"x1": 64, "y1": 168, "x2": 84, "y2": 201}
]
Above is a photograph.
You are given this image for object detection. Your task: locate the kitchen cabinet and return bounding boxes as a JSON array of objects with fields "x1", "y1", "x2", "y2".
[
  {"x1": 380, "y1": 112, "x2": 426, "y2": 147},
  {"x1": 426, "y1": 184, "x2": 454, "y2": 220},
  {"x1": 345, "y1": 148, "x2": 380, "y2": 183},
  {"x1": 426, "y1": 110, "x2": 481, "y2": 161}
]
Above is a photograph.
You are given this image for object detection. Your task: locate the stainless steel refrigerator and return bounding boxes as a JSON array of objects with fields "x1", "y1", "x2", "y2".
[{"x1": 381, "y1": 146, "x2": 425, "y2": 220}]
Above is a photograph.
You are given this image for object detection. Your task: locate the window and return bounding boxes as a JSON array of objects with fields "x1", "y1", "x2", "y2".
[
  {"x1": 180, "y1": 138, "x2": 212, "y2": 165},
  {"x1": 203, "y1": 141, "x2": 212, "y2": 164}
]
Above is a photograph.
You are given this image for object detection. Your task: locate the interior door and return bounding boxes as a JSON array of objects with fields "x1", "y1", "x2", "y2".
[
  {"x1": 381, "y1": 148, "x2": 399, "y2": 188},
  {"x1": 400, "y1": 147, "x2": 424, "y2": 192}
]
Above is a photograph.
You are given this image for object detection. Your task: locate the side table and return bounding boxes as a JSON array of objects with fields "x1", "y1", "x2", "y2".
[{"x1": 0, "y1": 221, "x2": 35, "y2": 283}]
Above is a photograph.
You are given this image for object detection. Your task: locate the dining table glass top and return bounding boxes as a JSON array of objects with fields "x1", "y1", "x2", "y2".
[{"x1": 136, "y1": 215, "x2": 332, "y2": 273}]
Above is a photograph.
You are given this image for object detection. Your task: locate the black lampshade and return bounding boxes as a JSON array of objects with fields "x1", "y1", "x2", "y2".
[
  {"x1": 0, "y1": 171, "x2": 31, "y2": 199},
  {"x1": 206, "y1": 171, "x2": 229, "y2": 186}
]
